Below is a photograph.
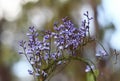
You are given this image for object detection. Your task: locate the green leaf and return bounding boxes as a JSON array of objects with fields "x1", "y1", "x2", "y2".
[{"x1": 86, "y1": 69, "x2": 99, "y2": 81}]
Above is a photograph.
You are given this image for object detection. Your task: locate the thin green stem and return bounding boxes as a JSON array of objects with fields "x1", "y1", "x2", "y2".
[{"x1": 45, "y1": 56, "x2": 96, "y2": 81}]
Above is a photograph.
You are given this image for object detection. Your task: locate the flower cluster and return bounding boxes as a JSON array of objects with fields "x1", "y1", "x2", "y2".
[
  {"x1": 53, "y1": 17, "x2": 87, "y2": 50},
  {"x1": 18, "y1": 11, "x2": 93, "y2": 80},
  {"x1": 19, "y1": 26, "x2": 49, "y2": 77}
]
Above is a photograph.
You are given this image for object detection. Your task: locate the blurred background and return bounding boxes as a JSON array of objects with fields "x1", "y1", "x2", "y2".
[{"x1": 0, "y1": 0, "x2": 120, "y2": 81}]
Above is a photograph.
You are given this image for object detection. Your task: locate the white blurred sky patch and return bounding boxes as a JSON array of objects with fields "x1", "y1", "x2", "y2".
[
  {"x1": 0, "y1": 0, "x2": 22, "y2": 21},
  {"x1": 12, "y1": 56, "x2": 33, "y2": 81},
  {"x1": 0, "y1": 0, "x2": 38, "y2": 21},
  {"x1": 100, "y1": 0, "x2": 120, "y2": 49},
  {"x1": 102, "y1": 0, "x2": 120, "y2": 25},
  {"x1": 28, "y1": 7, "x2": 54, "y2": 29}
]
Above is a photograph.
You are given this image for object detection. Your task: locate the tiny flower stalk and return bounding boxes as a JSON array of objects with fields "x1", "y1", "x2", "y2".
[{"x1": 18, "y1": 11, "x2": 102, "y2": 81}]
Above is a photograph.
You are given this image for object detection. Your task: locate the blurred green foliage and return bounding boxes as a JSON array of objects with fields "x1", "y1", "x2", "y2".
[{"x1": 1, "y1": 45, "x2": 20, "y2": 67}]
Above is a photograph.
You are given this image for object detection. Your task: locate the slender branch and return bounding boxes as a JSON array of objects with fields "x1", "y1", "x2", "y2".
[
  {"x1": 23, "y1": 49, "x2": 38, "y2": 81},
  {"x1": 45, "y1": 56, "x2": 96, "y2": 81}
]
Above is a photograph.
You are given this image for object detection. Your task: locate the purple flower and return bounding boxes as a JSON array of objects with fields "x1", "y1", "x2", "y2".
[
  {"x1": 96, "y1": 50, "x2": 107, "y2": 57},
  {"x1": 53, "y1": 16, "x2": 91, "y2": 51},
  {"x1": 26, "y1": 49, "x2": 33, "y2": 54},
  {"x1": 51, "y1": 53, "x2": 56, "y2": 60},
  {"x1": 19, "y1": 40, "x2": 26, "y2": 49},
  {"x1": 18, "y1": 51, "x2": 23, "y2": 54},
  {"x1": 28, "y1": 69, "x2": 33, "y2": 75},
  {"x1": 44, "y1": 53, "x2": 49, "y2": 60},
  {"x1": 42, "y1": 71, "x2": 47, "y2": 77},
  {"x1": 57, "y1": 61, "x2": 62, "y2": 65},
  {"x1": 85, "y1": 65, "x2": 95, "y2": 72},
  {"x1": 29, "y1": 26, "x2": 36, "y2": 33},
  {"x1": 35, "y1": 73, "x2": 40, "y2": 76}
]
